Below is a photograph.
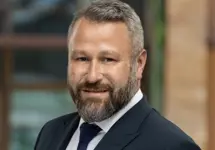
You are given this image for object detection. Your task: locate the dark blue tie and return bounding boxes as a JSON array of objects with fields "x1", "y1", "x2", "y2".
[{"x1": 77, "y1": 122, "x2": 101, "y2": 150}]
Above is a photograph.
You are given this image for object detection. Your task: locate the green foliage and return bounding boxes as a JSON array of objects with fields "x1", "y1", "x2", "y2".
[{"x1": 148, "y1": 0, "x2": 165, "y2": 112}]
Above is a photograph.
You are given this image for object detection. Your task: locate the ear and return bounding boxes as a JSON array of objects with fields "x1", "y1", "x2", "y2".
[{"x1": 136, "y1": 49, "x2": 147, "y2": 80}]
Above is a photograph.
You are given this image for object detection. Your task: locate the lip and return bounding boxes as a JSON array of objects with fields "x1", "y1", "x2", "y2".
[{"x1": 81, "y1": 90, "x2": 109, "y2": 97}]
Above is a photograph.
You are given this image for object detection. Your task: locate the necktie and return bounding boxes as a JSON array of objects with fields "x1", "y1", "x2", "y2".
[{"x1": 77, "y1": 122, "x2": 101, "y2": 150}]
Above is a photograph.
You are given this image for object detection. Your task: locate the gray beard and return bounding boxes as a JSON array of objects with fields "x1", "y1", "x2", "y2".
[{"x1": 68, "y1": 69, "x2": 138, "y2": 123}]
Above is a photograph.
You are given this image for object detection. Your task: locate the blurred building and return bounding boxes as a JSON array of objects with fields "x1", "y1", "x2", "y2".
[
  {"x1": 165, "y1": 0, "x2": 208, "y2": 149},
  {"x1": 1, "y1": 0, "x2": 214, "y2": 150}
]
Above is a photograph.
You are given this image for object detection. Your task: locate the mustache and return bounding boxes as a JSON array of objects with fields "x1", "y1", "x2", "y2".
[{"x1": 77, "y1": 82, "x2": 113, "y2": 92}]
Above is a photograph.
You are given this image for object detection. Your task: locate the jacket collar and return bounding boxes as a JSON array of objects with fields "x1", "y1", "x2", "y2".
[
  {"x1": 95, "y1": 96, "x2": 152, "y2": 150},
  {"x1": 57, "y1": 96, "x2": 152, "y2": 150}
]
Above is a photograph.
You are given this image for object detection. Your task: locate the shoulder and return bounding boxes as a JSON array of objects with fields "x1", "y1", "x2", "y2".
[
  {"x1": 37, "y1": 112, "x2": 79, "y2": 136},
  {"x1": 43, "y1": 112, "x2": 78, "y2": 128},
  {"x1": 34, "y1": 112, "x2": 79, "y2": 149},
  {"x1": 137, "y1": 109, "x2": 201, "y2": 149}
]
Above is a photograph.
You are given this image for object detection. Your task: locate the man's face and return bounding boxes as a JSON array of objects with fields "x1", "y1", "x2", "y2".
[{"x1": 67, "y1": 18, "x2": 142, "y2": 123}]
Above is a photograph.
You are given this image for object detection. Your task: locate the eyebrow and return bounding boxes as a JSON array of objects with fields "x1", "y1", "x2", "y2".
[
  {"x1": 70, "y1": 49, "x2": 120, "y2": 57},
  {"x1": 70, "y1": 50, "x2": 87, "y2": 56},
  {"x1": 99, "y1": 50, "x2": 120, "y2": 57}
]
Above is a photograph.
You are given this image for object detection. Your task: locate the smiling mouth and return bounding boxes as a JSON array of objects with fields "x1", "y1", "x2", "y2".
[
  {"x1": 82, "y1": 89, "x2": 108, "y2": 92},
  {"x1": 81, "y1": 89, "x2": 109, "y2": 97}
]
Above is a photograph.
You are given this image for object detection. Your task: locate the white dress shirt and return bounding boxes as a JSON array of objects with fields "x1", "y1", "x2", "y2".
[{"x1": 66, "y1": 89, "x2": 143, "y2": 150}]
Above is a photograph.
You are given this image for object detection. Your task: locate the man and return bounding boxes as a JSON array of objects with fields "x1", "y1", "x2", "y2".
[{"x1": 34, "y1": 0, "x2": 201, "y2": 150}]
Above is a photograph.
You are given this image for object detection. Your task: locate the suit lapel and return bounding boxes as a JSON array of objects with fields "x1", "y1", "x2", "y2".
[
  {"x1": 56, "y1": 113, "x2": 80, "y2": 150},
  {"x1": 95, "y1": 97, "x2": 152, "y2": 150}
]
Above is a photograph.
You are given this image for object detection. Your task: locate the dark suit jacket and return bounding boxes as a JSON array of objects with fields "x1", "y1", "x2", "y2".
[{"x1": 34, "y1": 97, "x2": 201, "y2": 150}]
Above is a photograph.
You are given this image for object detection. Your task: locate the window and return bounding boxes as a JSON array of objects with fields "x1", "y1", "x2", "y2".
[
  {"x1": 13, "y1": 50, "x2": 68, "y2": 85},
  {"x1": 6, "y1": 0, "x2": 78, "y2": 149},
  {"x1": 10, "y1": 89, "x2": 76, "y2": 150},
  {"x1": 12, "y1": 0, "x2": 76, "y2": 34}
]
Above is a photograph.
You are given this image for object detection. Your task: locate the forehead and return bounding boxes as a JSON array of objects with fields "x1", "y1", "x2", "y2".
[
  {"x1": 70, "y1": 17, "x2": 130, "y2": 38},
  {"x1": 68, "y1": 18, "x2": 132, "y2": 54}
]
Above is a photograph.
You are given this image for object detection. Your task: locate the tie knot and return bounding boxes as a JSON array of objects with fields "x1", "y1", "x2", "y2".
[
  {"x1": 78, "y1": 122, "x2": 102, "y2": 148},
  {"x1": 80, "y1": 122, "x2": 101, "y2": 133}
]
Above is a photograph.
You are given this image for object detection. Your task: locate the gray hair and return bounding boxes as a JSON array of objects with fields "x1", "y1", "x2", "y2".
[{"x1": 68, "y1": 0, "x2": 144, "y2": 60}]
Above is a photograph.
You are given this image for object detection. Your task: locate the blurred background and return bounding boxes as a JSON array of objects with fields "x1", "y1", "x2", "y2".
[{"x1": 0, "y1": 0, "x2": 214, "y2": 150}]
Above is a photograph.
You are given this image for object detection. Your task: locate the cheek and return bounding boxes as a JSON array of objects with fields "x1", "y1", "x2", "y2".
[
  {"x1": 68, "y1": 64, "x2": 87, "y2": 85},
  {"x1": 68, "y1": 65, "x2": 79, "y2": 84},
  {"x1": 107, "y1": 65, "x2": 130, "y2": 86}
]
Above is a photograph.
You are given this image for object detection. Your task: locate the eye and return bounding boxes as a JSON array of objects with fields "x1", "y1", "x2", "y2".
[
  {"x1": 76, "y1": 57, "x2": 89, "y2": 61},
  {"x1": 103, "y1": 58, "x2": 115, "y2": 62}
]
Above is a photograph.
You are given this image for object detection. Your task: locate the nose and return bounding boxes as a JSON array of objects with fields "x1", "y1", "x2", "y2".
[{"x1": 86, "y1": 60, "x2": 103, "y2": 83}]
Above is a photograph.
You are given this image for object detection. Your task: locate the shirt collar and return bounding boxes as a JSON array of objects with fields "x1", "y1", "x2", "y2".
[{"x1": 78, "y1": 89, "x2": 143, "y2": 133}]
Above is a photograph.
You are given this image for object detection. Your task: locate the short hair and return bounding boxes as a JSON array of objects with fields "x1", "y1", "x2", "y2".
[{"x1": 68, "y1": 0, "x2": 144, "y2": 60}]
